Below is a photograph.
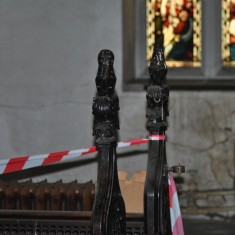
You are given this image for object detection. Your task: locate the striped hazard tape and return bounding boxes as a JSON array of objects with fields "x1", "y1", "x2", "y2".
[
  {"x1": 169, "y1": 172, "x2": 184, "y2": 235},
  {"x1": 0, "y1": 134, "x2": 165, "y2": 175}
]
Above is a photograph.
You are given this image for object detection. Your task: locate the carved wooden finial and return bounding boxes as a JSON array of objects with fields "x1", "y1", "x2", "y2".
[
  {"x1": 93, "y1": 50, "x2": 119, "y2": 140},
  {"x1": 149, "y1": 44, "x2": 168, "y2": 85},
  {"x1": 146, "y1": 44, "x2": 169, "y2": 132},
  {"x1": 96, "y1": 50, "x2": 116, "y2": 96}
]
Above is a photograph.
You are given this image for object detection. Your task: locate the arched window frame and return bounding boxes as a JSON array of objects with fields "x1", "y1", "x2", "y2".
[{"x1": 123, "y1": 0, "x2": 235, "y2": 90}]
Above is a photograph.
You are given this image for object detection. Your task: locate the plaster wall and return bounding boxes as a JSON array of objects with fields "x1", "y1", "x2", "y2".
[{"x1": 0, "y1": 0, "x2": 234, "y2": 211}]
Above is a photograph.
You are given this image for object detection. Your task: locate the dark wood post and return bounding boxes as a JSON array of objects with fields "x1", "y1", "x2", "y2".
[
  {"x1": 91, "y1": 50, "x2": 126, "y2": 235},
  {"x1": 144, "y1": 44, "x2": 171, "y2": 235}
]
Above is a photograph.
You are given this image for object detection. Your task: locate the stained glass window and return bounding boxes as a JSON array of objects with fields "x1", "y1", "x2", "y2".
[
  {"x1": 222, "y1": 0, "x2": 235, "y2": 66},
  {"x1": 146, "y1": 0, "x2": 201, "y2": 67}
]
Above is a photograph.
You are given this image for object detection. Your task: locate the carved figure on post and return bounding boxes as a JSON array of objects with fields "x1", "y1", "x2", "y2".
[
  {"x1": 146, "y1": 45, "x2": 169, "y2": 132},
  {"x1": 91, "y1": 50, "x2": 126, "y2": 235},
  {"x1": 144, "y1": 44, "x2": 171, "y2": 235}
]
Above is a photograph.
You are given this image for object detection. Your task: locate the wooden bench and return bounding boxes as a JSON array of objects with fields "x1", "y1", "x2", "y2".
[{"x1": 0, "y1": 44, "x2": 174, "y2": 235}]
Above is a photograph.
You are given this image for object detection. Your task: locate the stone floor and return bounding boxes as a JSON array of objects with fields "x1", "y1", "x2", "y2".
[{"x1": 183, "y1": 218, "x2": 235, "y2": 235}]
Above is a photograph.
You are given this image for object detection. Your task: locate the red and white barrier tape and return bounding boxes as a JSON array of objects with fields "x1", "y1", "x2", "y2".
[
  {"x1": 169, "y1": 173, "x2": 184, "y2": 235},
  {"x1": 0, "y1": 134, "x2": 165, "y2": 175}
]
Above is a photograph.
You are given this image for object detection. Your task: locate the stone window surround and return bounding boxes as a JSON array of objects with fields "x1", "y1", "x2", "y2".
[{"x1": 123, "y1": 0, "x2": 235, "y2": 90}]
